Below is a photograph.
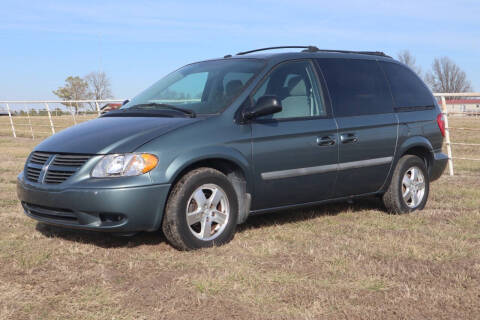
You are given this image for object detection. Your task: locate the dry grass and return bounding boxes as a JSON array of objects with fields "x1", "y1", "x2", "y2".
[{"x1": 0, "y1": 118, "x2": 479, "y2": 319}]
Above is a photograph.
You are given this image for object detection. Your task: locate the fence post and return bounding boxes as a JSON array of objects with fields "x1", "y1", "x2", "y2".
[
  {"x1": 69, "y1": 102, "x2": 77, "y2": 124},
  {"x1": 44, "y1": 103, "x2": 55, "y2": 134},
  {"x1": 6, "y1": 103, "x2": 16, "y2": 138},
  {"x1": 95, "y1": 101, "x2": 101, "y2": 116},
  {"x1": 25, "y1": 106, "x2": 34, "y2": 139},
  {"x1": 441, "y1": 96, "x2": 454, "y2": 176}
]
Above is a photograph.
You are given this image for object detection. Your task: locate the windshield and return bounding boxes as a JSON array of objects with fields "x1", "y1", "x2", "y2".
[{"x1": 122, "y1": 59, "x2": 265, "y2": 115}]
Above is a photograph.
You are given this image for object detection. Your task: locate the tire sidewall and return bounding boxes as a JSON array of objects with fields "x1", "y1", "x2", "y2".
[{"x1": 170, "y1": 170, "x2": 238, "y2": 249}]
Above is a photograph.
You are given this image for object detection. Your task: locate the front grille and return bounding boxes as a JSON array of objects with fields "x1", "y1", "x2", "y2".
[
  {"x1": 25, "y1": 152, "x2": 92, "y2": 184},
  {"x1": 52, "y1": 154, "x2": 92, "y2": 166},
  {"x1": 30, "y1": 152, "x2": 50, "y2": 165},
  {"x1": 26, "y1": 167, "x2": 42, "y2": 182},
  {"x1": 22, "y1": 202, "x2": 78, "y2": 222},
  {"x1": 45, "y1": 170, "x2": 76, "y2": 184}
]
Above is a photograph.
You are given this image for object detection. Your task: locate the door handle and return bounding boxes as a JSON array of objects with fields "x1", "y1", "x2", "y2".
[
  {"x1": 340, "y1": 133, "x2": 358, "y2": 144},
  {"x1": 316, "y1": 136, "x2": 336, "y2": 146}
]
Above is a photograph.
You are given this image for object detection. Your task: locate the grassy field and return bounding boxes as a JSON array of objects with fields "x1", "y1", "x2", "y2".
[
  {"x1": 0, "y1": 114, "x2": 96, "y2": 139},
  {"x1": 0, "y1": 117, "x2": 479, "y2": 319}
]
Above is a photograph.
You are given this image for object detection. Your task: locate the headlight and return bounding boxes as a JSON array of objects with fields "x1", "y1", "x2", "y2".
[{"x1": 91, "y1": 153, "x2": 158, "y2": 178}]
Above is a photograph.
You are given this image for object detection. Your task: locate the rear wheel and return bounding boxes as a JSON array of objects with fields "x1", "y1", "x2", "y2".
[
  {"x1": 383, "y1": 155, "x2": 429, "y2": 214},
  {"x1": 162, "y1": 168, "x2": 238, "y2": 250}
]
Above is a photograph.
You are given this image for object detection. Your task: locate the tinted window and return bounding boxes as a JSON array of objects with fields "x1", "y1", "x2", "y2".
[
  {"x1": 252, "y1": 61, "x2": 326, "y2": 119},
  {"x1": 317, "y1": 59, "x2": 394, "y2": 117},
  {"x1": 381, "y1": 62, "x2": 433, "y2": 108}
]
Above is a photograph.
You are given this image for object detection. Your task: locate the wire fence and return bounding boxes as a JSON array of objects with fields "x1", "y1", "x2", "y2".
[
  {"x1": 434, "y1": 93, "x2": 480, "y2": 176},
  {"x1": 0, "y1": 100, "x2": 123, "y2": 139},
  {"x1": 1, "y1": 96, "x2": 479, "y2": 176}
]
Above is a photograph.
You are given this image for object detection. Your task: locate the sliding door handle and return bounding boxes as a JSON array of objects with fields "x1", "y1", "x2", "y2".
[
  {"x1": 316, "y1": 136, "x2": 336, "y2": 146},
  {"x1": 340, "y1": 133, "x2": 358, "y2": 144}
]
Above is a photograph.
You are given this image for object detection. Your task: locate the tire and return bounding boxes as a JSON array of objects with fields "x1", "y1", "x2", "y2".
[
  {"x1": 382, "y1": 155, "x2": 429, "y2": 214},
  {"x1": 162, "y1": 167, "x2": 238, "y2": 250}
]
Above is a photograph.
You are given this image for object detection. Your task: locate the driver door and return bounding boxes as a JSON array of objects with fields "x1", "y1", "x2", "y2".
[{"x1": 249, "y1": 60, "x2": 339, "y2": 210}]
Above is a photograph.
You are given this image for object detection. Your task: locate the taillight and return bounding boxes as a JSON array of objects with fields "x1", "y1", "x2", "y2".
[{"x1": 437, "y1": 113, "x2": 445, "y2": 137}]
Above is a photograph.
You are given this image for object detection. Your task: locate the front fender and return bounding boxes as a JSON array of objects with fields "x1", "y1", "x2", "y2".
[{"x1": 164, "y1": 146, "x2": 253, "y2": 189}]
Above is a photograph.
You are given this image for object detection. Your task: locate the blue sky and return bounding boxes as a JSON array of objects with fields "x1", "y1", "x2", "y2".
[{"x1": 1, "y1": 0, "x2": 479, "y2": 100}]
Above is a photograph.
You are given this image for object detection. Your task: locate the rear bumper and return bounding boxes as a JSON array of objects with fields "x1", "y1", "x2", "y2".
[
  {"x1": 17, "y1": 177, "x2": 170, "y2": 232},
  {"x1": 430, "y1": 152, "x2": 448, "y2": 181}
]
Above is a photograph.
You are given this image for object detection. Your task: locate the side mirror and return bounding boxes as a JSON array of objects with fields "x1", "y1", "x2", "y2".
[
  {"x1": 243, "y1": 95, "x2": 282, "y2": 120},
  {"x1": 122, "y1": 99, "x2": 130, "y2": 106}
]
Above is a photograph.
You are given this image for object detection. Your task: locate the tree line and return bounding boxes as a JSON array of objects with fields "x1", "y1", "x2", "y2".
[{"x1": 396, "y1": 50, "x2": 473, "y2": 93}]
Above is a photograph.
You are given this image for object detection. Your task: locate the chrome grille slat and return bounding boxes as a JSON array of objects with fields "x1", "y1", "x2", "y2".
[
  {"x1": 47, "y1": 173, "x2": 73, "y2": 176},
  {"x1": 30, "y1": 152, "x2": 50, "y2": 165},
  {"x1": 52, "y1": 162, "x2": 87, "y2": 166},
  {"x1": 25, "y1": 152, "x2": 92, "y2": 184},
  {"x1": 26, "y1": 167, "x2": 42, "y2": 182},
  {"x1": 52, "y1": 155, "x2": 91, "y2": 167}
]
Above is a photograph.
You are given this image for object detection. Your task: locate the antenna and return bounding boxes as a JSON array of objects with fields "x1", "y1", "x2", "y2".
[{"x1": 98, "y1": 33, "x2": 103, "y2": 72}]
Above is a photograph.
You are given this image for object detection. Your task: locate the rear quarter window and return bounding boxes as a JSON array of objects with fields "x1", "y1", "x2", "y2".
[
  {"x1": 316, "y1": 58, "x2": 394, "y2": 117},
  {"x1": 380, "y1": 62, "x2": 434, "y2": 109}
]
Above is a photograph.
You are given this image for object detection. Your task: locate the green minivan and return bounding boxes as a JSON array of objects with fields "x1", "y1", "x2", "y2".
[{"x1": 17, "y1": 46, "x2": 448, "y2": 250}]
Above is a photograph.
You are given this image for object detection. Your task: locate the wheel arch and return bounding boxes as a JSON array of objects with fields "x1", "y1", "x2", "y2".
[
  {"x1": 381, "y1": 136, "x2": 435, "y2": 193},
  {"x1": 164, "y1": 147, "x2": 253, "y2": 224},
  {"x1": 166, "y1": 147, "x2": 251, "y2": 187},
  {"x1": 398, "y1": 136, "x2": 434, "y2": 172}
]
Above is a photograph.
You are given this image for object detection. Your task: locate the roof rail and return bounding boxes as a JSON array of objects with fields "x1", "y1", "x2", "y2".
[
  {"x1": 313, "y1": 49, "x2": 391, "y2": 58},
  {"x1": 236, "y1": 46, "x2": 319, "y2": 55},
  {"x1": 235, "y1": 46, "x2": 391, "y2": 58}
]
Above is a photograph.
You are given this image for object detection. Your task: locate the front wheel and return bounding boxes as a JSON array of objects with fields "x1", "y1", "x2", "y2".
[
  {"x1": 383, "y1": 155, "x2": 429, "y2": 214},
  {"x1": 162, "y1": 168, "x2": 238, "y2": 250}
]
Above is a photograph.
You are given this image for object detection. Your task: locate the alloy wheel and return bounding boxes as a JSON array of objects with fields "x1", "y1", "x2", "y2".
[{"x1": 186, "y1": 184, "x2": 230, "y2": 241}]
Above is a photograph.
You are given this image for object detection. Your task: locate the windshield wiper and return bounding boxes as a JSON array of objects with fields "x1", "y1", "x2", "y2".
[{"x1": 128, "y1": 103, "x2": 196, "y2": 118}]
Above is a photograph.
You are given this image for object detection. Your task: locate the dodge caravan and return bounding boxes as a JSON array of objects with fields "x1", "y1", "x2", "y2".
[{"x1": 17, "y1": 46, "x2": 448, "y2": 250}]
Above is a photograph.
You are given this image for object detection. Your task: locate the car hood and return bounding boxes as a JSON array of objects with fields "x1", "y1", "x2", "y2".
[{"x1": 34, "y1": 116, "x2": 200, "y2": 154}]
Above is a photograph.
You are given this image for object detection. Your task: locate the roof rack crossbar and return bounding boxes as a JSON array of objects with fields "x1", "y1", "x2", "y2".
[{"x1": 235, "y1": 46, "x2": 391, "y2": 58}]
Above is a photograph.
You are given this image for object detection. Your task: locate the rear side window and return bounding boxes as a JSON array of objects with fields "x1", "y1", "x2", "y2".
[
  {"x1": 316, "y1": 58, "x2": 394, "y2": 117},
  {"x1": 381, "y1": 62, "x2": 434, "y2": 108}
]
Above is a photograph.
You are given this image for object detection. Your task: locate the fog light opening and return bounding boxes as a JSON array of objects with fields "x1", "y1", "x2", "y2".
[{"x1": 99, "y1": 213, "x2": 125, "y2": 223}]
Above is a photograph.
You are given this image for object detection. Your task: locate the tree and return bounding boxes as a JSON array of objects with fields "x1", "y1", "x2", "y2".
[
  {"x1": 52, "y1": 76, "x2": 89, "y2": 114},
  {"x1": 397, "y1": 50, "x2": 422, "y2": 76},
  {"x1": 425, "y1": 57, "x2": 472, "y2": 93},
  {"x1": 85, "y1": 71, "x2": 113, "y2": 100},
  {"x1": 85, "y1": 71, "x2": 113, "y2": 111}
]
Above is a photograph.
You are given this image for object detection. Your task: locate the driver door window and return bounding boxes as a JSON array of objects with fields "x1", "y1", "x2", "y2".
[{"x1": 252, "y1": 60, "x2": 326, "y2": 119}]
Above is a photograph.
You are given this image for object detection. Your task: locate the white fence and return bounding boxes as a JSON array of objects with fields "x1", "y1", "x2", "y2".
[
  {"x1": 0, "y1": 100, "x2": 123, "y2": 138},
  {"x1": 434, "y1": 93, "x2": 480, "y2": 176},
  {"x1": 1, "y1": 96, "x2": 479, "y2": 176}
]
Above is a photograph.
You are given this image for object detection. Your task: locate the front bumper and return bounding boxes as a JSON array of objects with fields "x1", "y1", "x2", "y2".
[
  {"x1": 17, "y1": 177, "x2": 171, "y2": 232},
  {"x1": 430, "y1": 152, "x2": 448, "y2": 181}
]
